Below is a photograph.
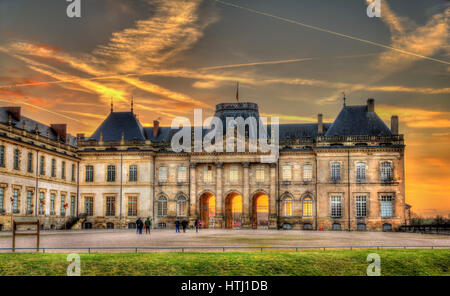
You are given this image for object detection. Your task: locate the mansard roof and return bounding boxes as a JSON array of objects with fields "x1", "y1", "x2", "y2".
[
  {"x1": 0, "y1": 107, "x2": 77, "y2": 147},
  {"x1": 90, "y1": 111, "x2": 145, "y2": 141},
  {"x1": 279, "y1": 123, "x2": 331, "y2": 139},
  {"x1": 325, "y1": 105, "x2": 392, "y2": 136}
]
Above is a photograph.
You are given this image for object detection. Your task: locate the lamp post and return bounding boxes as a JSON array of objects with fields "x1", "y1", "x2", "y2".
[
  {"x1": 10, "y1": 196, "x2": 14, "y2": 232},
  {"x1": 63, "y1": 203, "x2": 68, "y2": 230}
]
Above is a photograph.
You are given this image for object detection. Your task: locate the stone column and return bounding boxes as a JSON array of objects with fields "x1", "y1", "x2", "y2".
[
  {"x1": 189, "y1": 163, "x2": 197, "y2": 221},
  {"x1": 215, "y1": 162, "x2": 223, "y2": 228},
  {"x1": 269, "y1": 163, "x2": 277, "y2": 229},
  {"x1": 242, "y1": 162, "x2": 250, "y2": 228}
]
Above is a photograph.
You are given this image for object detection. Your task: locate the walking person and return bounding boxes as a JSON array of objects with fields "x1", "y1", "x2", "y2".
[
  {"x1": 194, "y1": 219, "x2": 199, "y2": 233},
  {"x1": 136, "y1": 217, "x2": 144, "y2": 235},
  {"x1": 175, "y1": 218, "x2": 180, "y2": 233},
  {"x1": 181, "y1": 219, "x2": 188, "y2": 233},
  {"x1": 145, "y1": 217, "x2": 151, "y2": 234}
]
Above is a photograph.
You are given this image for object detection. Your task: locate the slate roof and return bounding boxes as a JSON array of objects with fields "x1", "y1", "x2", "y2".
[
  {"x1": 0, "y1": 107, "x2": 77, "y2": 147},
  {"x1": 325, "y1": 105, "x2": 392, "y2": 136},
  {"x1": 90, "y1": 112, "x2": 145, "y2": 141},
  {"x1": 279, "y1": 123, "x2": 331, "y2": 139}
]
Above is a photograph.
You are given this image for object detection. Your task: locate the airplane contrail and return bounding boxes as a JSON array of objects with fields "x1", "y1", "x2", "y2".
[
  {"x1": 214, "y1": 0, "x2": 450, "y2": 66},
  {"x1": 200, "y1": 58, "x2": 316, "y2": 70},
  {"x1": 199, "y1": 53, "x2": 380, "y2": 71},
  {"x1": 0, "y1": 98, "x2": 80, "y2": 122}
]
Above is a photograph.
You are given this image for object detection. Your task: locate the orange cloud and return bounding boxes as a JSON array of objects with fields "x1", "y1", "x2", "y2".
[{"x1": 377, "y1": 105, "x2": 450, "y2": 128}]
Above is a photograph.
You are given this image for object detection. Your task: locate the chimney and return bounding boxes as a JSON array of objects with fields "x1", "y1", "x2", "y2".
[
  {"x1": 317, "y1": 113, "x2": 323, "y2": 134},
  {"x1": 391, "y1": 115, "x2": 399, "y2": 135},
  {"x1": 153, "y1": 120, "x2": 160, "y2": 138},
  {"x1": 50, "y1": 124, "x2": 67, "y2": 142},
  {"x1": 5, "y1": 107, "x2": 21, "y2": 121},
  {"x1": 367, "y1": 98, "x2": 375, "y2": 112}
]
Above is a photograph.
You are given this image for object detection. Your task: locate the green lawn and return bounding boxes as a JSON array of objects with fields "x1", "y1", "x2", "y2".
[{"x1": 0, "y1": 249, "x2": 448, "y2": 276}]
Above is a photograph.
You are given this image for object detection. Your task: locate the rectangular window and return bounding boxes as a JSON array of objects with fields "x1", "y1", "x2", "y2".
[
  {"x1": 61, "y1": 161, "x2": 66, "y2": 179},
  {"x1": 129, "y1": 165, "x2": 138, "y2": 182},
  {"x1": 331, "y1": 162, "x2": 341, "y2": 182},
  {"x1": 71, "y1": 164, "x2": 76, "y2": 182},
  {"x1": 157, "y1": 197, "x2": 167, "y2": 217},
  {"x1": 177, "y1": 166, "x2": 187, "y2": 182},
  {"x1": 381, "y1": 162, "x2": 392, "y2": 182},
  {"x1": 40, "y1": 156, "x2": 45, "y2": 175},
  {"x1": 12, "y1": 189, "x2": 19, "y2": 213},
  {"x1": 128, "y1": 196, "x2": 137, "y2": 216},
  {"x1": 39, "y1": 192, "x2": 45, "y2": 215},
  {"x1": 106, "y1": 165, "x2": 116, "y2": 182},
  {"x1": 51, "y1": 159, "x2": 56, "y2": 177},
  {"x1": 27, "y1": 152, "x2": 33, "y2": 173},
  {"x1": 105, "y1": 196, "x2": 115, "y2": 216},
  {"x1": 60, "y1": 194, "x2": 66, "y2": 216},
  {"x1": 380, "y1": 196, "x2": 393, "y2": 217},
  {"x1": 0, "y1": 146, "x2": 4, "y2": 167},
  {"x1": 256, "y1": 165, "x2": 265, "y2": 183},
  {"x1": 50, "y1": 193, "x2": 55, "y2": 215},
  {"x1": 27, "y1": 190, "x2": 33, "y2": 214},
  {"x1": 229, "y1": 166, "x2": 238, "y2": 183},
  {"x1": 0, "y1": 188, "x2": 4, "y2": 212},
  {"x1": 356, "y1": 162, "x2": 366, "y2": 182},
  {"x1": 158, "y1": 166, "x2": 167, "y2": 182},
  {"x1": 203, "y1": 165, "x2": 212, "y2": 183},
  {"x1": 331, "y1": 196, "x2": 342, "y2": 218},
  {"x1": 85, "y1": 197, "x2": 94, "y2": 216},
  {"x1": 303, "y1": 165, "x2": 313, "y2": 182},
  {"x1": 356, "y1": 195, "x2": 367, "y2": 217},
  {"x1": 85, "y1": 165, "x2": 94, "y2": 182},
  {"x1": 70, "y1": 195, "x2": 76, "y2": 217},
  {"x1": 282, "y1": 165, "x2": 292, "y2": 181},
  {"x1": 13, "y1": 149, "x2": 20, "y2": 170}
]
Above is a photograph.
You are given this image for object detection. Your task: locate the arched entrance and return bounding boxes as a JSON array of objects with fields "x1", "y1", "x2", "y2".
[
  {"x1": 225, "y1": 192, "x2": 242, "y2": 229},
  {"x1": 252, "y1": 192, "x2": 269, "y2": 229},
  {"x1": 199, "y1": 192, "x2": 215, "y2": 228}
]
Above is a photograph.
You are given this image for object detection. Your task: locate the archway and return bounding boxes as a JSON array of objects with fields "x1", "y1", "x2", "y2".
[
  {"x1": 225, "y1": 192, "x2": 242, "y2": 229},
  {"x1": 252, "y1": 192, "x2": 269, "y2": 229},
  {"x1": 199, "y1": 192, "x2": 215, "y2": 228}
]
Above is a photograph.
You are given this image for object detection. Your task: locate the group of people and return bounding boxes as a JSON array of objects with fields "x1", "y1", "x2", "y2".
[
  {"x1": 134, "y1": 217, "x2": 204, "y2": 234},
  {"x1": 135, "y1": 217, "x2": 152, "y2": 235},
  {"x1": 175, "y1": 218, "x2": 203, "y2": 233}
]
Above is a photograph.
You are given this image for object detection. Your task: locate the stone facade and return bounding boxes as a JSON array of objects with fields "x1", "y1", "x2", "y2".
[{"x1": 0, "y1": 99, "x2": 406, "y2": 231}]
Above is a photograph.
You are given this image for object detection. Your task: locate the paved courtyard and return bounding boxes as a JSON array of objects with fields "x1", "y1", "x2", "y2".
[{"x1": 1, "y1": 229, "x2": 449, "y2": 252}]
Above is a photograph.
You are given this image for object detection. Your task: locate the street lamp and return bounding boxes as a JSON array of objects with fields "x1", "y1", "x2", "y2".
[
  {"x1": 10, "y1": 196, "x2": 13, "y2": 232},
  {"x1": 63, "y1": 203, "x2": 68, "y2": 230}
]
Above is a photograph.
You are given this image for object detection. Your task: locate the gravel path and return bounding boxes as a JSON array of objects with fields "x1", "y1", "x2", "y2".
[{"x1": 0, "y1": 229, "x2": 449, "y2": 252}]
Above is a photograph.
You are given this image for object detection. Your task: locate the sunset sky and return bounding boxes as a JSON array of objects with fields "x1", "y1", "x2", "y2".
[{"x1": 0, "y1": 0, "x2": 449, "y2": 216}]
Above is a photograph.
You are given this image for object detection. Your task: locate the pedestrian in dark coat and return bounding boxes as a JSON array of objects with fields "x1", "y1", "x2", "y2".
[
  {"x1": 136, "y1": 217, "x2": 144, "y2": 235},
  {"x1": 194, "y1": 219, "x2": 199, "y2": 233},
  {"x1": 175, "y1": 219, "x2": 180, "y2": 233},
  {"x1": 145, "y1": 218, "x2": 151, "y2": 234},
  {"x1": 181, "y1": 219, "x2": 188, "y2": 233}
]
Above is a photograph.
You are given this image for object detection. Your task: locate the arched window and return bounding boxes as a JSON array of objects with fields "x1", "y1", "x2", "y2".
[
  {"x1": 281, "y1": 196, "x2": 293, "y2": 217},
  {"x1": 332, "y1": 223, "x2": 341, "y2": 231},
  {"x1": 157, "y1": 195, "x2": 168, "y2": 217},
  {"x1": 106, "y1": 222, "x2": 114, "y2": 229},
  {"x1": 176, "y1": 195, "x2": 187, "y2": 217},
  {"x1": 303, "y1": 197, "x2": 313, "y2": 217}
]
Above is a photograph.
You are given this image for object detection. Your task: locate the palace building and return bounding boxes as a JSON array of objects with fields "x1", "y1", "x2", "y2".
[{"x1": 0, "y1": 98, "x2": 406, "y2": 231}]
